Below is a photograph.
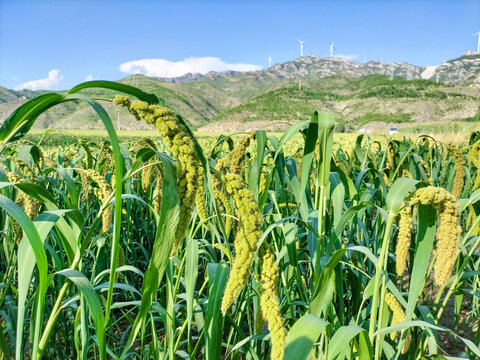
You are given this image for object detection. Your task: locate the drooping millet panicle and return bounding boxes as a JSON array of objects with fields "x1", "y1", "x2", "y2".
[
  {"x1": 7, "y1": 170, "x2": 40, "y2": 220},
  {"x1": 215, "y1": 158, "x2": 228, "y2": 173},
  {"x1": 395, "y1": 205, "x2": 412, "y2": 276},
  {"x1": 400, "y1": 167, "x2": 413, "y2": 179},
  {"x1": 194, "y1": 171, "x2": 208, "y2": 219},
  {"x1": 211, "y1": 170, "x2": 233, "y2": 235},
  {"x1": 7, "y1": 171, "x2": 24, "y2": 242},
  {"x1": 141, "y1": 162, "x2": 154, "y2": 193},
  {"x1": 35, "y1": 147, "x2": 45, "y2": 170},
  {"x1": 254, "y1": 302, "x2": 267, "y2": 335},
  {"x1": 6, "y1": 171, "x2": 24, "y2": 188},
  {"x1": 230, "y1": 132, "x2": 255, "y2": 175},
  {"x1": 13, "y1": 158, "x2": 38, "y2": 184},
  {"x1": 99, "y1": 141, "x2": 114, "y2": 176},
  {"x1": 63, "y1": 149, "x2": 70, "y2": 168},
  {"x1": 79, "y1": 140, "x2": 93, "y2": 169},
  {"x1": 409, "y1": 186, "x2": 461, "y2": 286},
  {"x1": 220, "y1": 173, "x2": 263, "y2": 313},
  {"x1": 45, "y1": 156, "x2": 56, "y2": 169},
  {"x1": 419, "y1": 157, "x2": 433, "y2": 184},
  {"x1": 6, "y1": 171, "x2": 39, "y2": 243},
  {"x1": 385, "y1": 292, "x2": 411, "y2": 353},
  {"x1": 468, "y1": 140, "x2": 480, "y2": 191},
  {"x1": 259, "y1": 170, "x2": 267, "y2": 193},
  {"x1": 446, "y1": 143, "x2": 465, "y2": 199},
  {"x1": 113, "y1": 95, "x2": 142, "y2": 121},
  {"x1": 383, "y1": 172, "x2": 391, "y2": 187},
  {"x1": 113, "y1": 95, "x2": 204, "y2": 255},
  {"x1": 385, "y1": 292, "x2": 405, "y2": 340},
  {"x1": 214, "y1": 188, "x2": 233, "y2": 235},
  {"x1": 80, "y1": 169, "x2": 112, "y2": 235},
  {"x1": 386, "y1": 142, "x2": 396, "y2": 170},
  {"x1": 243, "y1": 156, "x2": 254, "y2": 180},
  {"x1": 257, "y1": 243, "x2": 287, "y2": 360},
  {"x1": 78, "y1": 168, "x2": 90, "y2": 202}
]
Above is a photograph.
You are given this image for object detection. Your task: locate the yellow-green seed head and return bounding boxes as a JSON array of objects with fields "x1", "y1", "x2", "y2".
[
  {"x1": 447, "y1": 143, "x2": 465, "y2": 199},
  {"x1": 409, "y1": 186, "x2": 461, "y2": 286},
  {"x1": 220, "y1": 173, "x2": 263, "y2": 313},
  {"x1": 257, "y1": 243, "x2": 287, "y2": 360},
  {"x1": 395, "y1": 206, "x2": 412, "y2": 276}
]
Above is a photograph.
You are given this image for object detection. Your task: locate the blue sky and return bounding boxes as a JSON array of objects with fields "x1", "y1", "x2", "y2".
[{"x1": 1, "y1": 0, "x2": 479, "y2": 90}]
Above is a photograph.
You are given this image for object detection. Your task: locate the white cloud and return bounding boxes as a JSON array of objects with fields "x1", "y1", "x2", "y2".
[
  {"x1": 119, "y1": 56, "x2": 262, "y2": 78},
  {"x1": 85, "y1": 74, "x2": 94, "y2": 81},
  {"x1": 335, "y1": 54, "x2": 357, "y2": 61},
  {"x1": 15, "y1": 69, "x2": 63, "y2": 90}
]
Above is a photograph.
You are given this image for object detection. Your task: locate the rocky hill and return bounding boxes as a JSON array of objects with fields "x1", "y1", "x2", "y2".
[
  {"x1": 157, "y1": 51, "x2": 480, "y2": 86},
  {"x1": 1, "y1": 52, "x2": 480, "y2": 132}
]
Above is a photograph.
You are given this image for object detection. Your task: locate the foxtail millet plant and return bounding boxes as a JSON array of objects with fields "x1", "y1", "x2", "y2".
[
  {"x1": 113, "y1": 95, "x2": 205, "y2": 254},
  {"x1": 80, "y1": 168, "x2": 113, "y2": 235},
  {"x1": 408, "y1": 186, "x2": 461, "y2": 286},
  {"x1": 468, "y1": 139, "x2": 480, "y2": 191},
  {"x1": 446, "y1": 143, "x2": 465, "y2": 199},
  {"x1": 220, "y1": 173, "x2": 263, "y2": 313},
  {"x1": 385, "y1": 292, "x2": 411, "y2": 354},
  {"x1": 395, "y1": 205, "x2": 412, "y2": 276},
  {"x1": 230, "y1": 132, "x2": 255, "y2": 175},
  {"x1": 256, "y1": 243, "x2": 287, "y2": 360}
]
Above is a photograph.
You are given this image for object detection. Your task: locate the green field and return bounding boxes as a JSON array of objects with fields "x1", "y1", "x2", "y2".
[{"x1": 0, "y1": 82, "x2": 479, "y2": 359}]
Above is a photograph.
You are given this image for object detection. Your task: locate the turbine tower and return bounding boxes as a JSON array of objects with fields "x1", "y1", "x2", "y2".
[
  {"x1": 330, "y1": 42, "x2": 335, "y2": 57},
  {"x1": 297, "y1": 39, "x2": 305, "y2": 57},
  {"x1": 475, "y1": 31, "x2": 480, "y2": 53}
]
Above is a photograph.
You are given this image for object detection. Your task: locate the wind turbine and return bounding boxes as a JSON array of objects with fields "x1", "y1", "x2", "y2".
[
  {"x1": 330, "y1": 42, "x2": 335, "y2": 57},
  {"x1": 297, "y1": 39, "x2": 305, "y2": 57},
  {"x1": 267, "y1": 56, "x2": 272, "y2": 68},
  {"x1": 474, "y1": 31, "x2": 480, "y2": 53}
]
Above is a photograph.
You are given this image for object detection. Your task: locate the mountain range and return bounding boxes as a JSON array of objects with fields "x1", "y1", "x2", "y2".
[{"x1": 1, "y1": 51, "x2": 480, "y2": 132}]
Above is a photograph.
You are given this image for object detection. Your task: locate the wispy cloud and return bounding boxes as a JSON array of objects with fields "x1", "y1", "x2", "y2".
[
  {"x1": 119, "y1": 56, "x2": 262, "y2": 78},
  {"x1": 85, "y1": 74, "x2": 94, "y2": 81},
  {"x1": 15, "y1": 69, "x2": 63, "y2": 90},
  {"x1": 335, "y1": 54, "x2": 357, "y2": 61}
]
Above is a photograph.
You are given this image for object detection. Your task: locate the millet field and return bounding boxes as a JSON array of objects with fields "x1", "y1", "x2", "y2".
[{"x1": 0, "y1": 81, "x2": 480, "y2": 359}]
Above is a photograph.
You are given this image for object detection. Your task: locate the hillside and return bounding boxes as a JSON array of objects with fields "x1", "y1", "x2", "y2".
[
  {"x1": 1, "y1": 52, "x2": 480, "y2": 132},
  {"x1": 201, "y1": 75, "x2": 480, "y2": 132}
]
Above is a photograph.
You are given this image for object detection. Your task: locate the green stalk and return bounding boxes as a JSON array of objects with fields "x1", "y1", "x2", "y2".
[
  {"x1": 315, "y1": 183, "x2": 327, "y2": 280},
  {"x1": 173, "y1": 279, "x2": 208, "y2": 355},
  {"x1": 374, "y1": 219, "x2": 393, "y2": 360},
  {"x1": 369, "y1": 211, "x2": 395, "y2": 344},
  {"x1": 166, "y1": 261, "x2": 175, "y2": 360},
  {"x1": 37, "y1": 252, "x2": 81, "y2": 358}
]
